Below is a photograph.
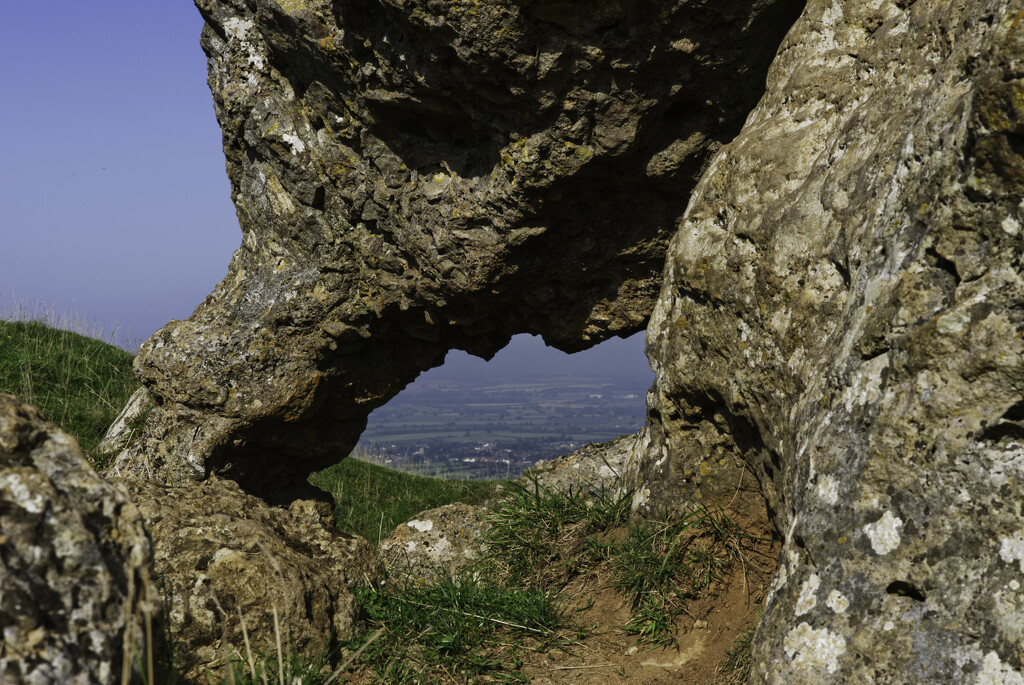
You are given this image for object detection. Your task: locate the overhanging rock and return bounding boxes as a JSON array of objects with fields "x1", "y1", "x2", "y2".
[
  {"x1": 104, "y1": 0, "x2": 802, "y2": 494},
  {"x1": 626, "y1": 1, "x2": 1024, "y2": 681}
]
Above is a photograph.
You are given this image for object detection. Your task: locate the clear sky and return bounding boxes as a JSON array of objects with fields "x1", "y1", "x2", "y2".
[{"x1": 0, "y1": 1, "x2": 651, "y2": 383}]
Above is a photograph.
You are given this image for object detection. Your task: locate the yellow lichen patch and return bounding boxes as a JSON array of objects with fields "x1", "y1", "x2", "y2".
[{"x1": 274, "y1": 0, "x2": 307, "y2": 14}]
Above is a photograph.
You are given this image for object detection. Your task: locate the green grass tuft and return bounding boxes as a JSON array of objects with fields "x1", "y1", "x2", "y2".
[
  {"x1": 0, "y1": 319, "x2": 139, "y2": 464},
  {"x1": 483, "y1": 478, "x2": 632, "y2": 587},
  {"x1": 720, "y1": 619, "x2": 758, "y2": 684},
  {"x1": 608, "y1": 503, "x2": 763, "y2": 649},
  {"x1": 350, "y1": 573, "x2": 566, "y2": 682}
]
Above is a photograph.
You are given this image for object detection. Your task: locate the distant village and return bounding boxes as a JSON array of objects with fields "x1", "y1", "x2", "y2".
[
  {"x1": 353, "y1": 373, "x2": 649, "y2": 479},
  {"x1": 356, "y1": 436, "x2": 590, "y2": 479}
]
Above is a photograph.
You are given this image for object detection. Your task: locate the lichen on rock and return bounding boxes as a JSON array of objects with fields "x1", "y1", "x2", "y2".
[{"x1": 378, "y1": 502, "x2": 491, "y2": 584}]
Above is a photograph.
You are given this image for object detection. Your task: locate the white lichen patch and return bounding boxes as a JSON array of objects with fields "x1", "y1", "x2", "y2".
[
  {"x1": 224, "y1": 17, "x2": 254, "y2": 40},
  {"x1": 796, "y1": 574, "x2": 821, "y2": 616},
  {"x1": 842, "y1": 354, "x2": 888, "y2": 411},
  {"x1": 282, "y1": 133, "x2": 306, "y2": 155},
  {"x1": 428, "y1": 536, "x2": 452, "y2": 558},
  {"x1": 407, "y1": 519, "x2": 434, "y2": 533},
  {"x1": 826, "y1": 590, "x2": 849, "y2": 614},
  {"x1": 1002, "y1": 216, "x2": 1020, "y2": 236},
  {"x1": 0, "y1": 472, "x2": 46, "y2": 514},
  {"x1": 936, "y1": 307, "x2": 972, "y2": 335},
  {"x1": 864, "y1": 511, "x2": 903, "y2": 555},
  {"x1": 977, "y1": 650, "x2": 1024, "y2": 685},
  {"x1": 783, "y1": 622, "x2": 846, "y2": 674},
  {"x1": 816, "y1": 474, "x2": 839, "y2": 504},
  {"x1": 1000, "y1": 530, "x2": 1024, "y2": 572},
  {"x1": 632, "y1": 487, "x2": 650, "y2": 509},
  {"x1": 767, "y1": 549, "x2": 801, "y2": 604}
]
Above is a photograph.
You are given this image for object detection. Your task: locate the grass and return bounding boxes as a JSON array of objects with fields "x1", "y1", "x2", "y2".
[
  {"x1": 348, "y1": 574, "x2": 567, "y2": 683},
  {"x1": 719, "y1": 620, "x2": 758, "y2": 685},
  {"x1": 483, "y1": 478, "x2": 632, "y2": 587},
  {"x1": 609, "y1": 504, "x2": 766, "y2": 649},
  {"x1": 214, "y1": 638, "x2": 338, "y2": 685},
  {"x1": 0, "y1": 319, "x2": 139, "y2": 462},
  {"x1": 310, "y1": 458, "x2": 505, "y2": 545}
]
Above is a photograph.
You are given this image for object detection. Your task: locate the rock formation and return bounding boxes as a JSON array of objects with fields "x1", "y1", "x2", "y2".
[
  {"x1": 116, "y1": 478, "x2": 380, "y2": 680},
  {"x1": 0, "y1": 395, "x2": 162, "y2": 684},
  {"x1": 98, "y1": 0, "x2": 1024, "y2": 679},
  {"x1": 625, "y1": 0, "x2": 1024, "y2": 681},
  {"x1": 104, "y1": 0, "x2": 803, "y2": 494}
]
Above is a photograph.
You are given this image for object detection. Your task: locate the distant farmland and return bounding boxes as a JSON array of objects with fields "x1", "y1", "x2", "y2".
[{"x1": 356, "y1": 372, "x2": 649, "y2": 479}]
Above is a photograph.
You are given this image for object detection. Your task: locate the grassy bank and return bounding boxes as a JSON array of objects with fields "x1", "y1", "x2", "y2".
[{"x1": 0, "y1": 319, "x2": 138, "y2": 460}]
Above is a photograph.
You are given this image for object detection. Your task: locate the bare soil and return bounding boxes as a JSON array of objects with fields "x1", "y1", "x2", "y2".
[
  {"x1": 343, "y1": 499, "x2": 779, "y2": 684},
  {"x1": 516, "y1": 501, "x2": 779, "y2": 685}
]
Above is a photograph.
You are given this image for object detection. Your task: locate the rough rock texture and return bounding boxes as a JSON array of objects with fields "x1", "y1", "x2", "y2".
[
  {"x1": 105, "y1": 0, "x2": 803, "y2": 494},
  {"x1": 118, "y1": 478, "x2": 380, "y2": 681},
  {"x1": 521, "y1": 433, "x2": 633, "y2": 495},
  {"x1": 0, "y1": 395, "x2": 161, "y2": 684},
  {"x1": 378, "y1": 502, "x2": 490, "y2": 584},
  {"x1": 625, "y1": 1, "x2": 1024, "y2": 682}
]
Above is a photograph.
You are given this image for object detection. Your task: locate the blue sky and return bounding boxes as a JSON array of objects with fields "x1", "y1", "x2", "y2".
[
  {"x1": 1, "y1": 1, "x2": 650, "y2": 382},
  {"x1": 1, "y1": 1, "x2": 238, "y2": 346}
]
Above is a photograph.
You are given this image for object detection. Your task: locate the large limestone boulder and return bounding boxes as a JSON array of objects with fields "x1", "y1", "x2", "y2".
[
  {"x1": 105, "y1": 0, "x2": 803, "y2": 493},
  {"x1": 0, "y1": 395, "x2": 162, "y2": 684},
  {"x1": 117, "y1": 478, "x2": 381, "y2": 681},
  {"x1": 626, "y1": 1, "x2": 1024, "y2": 681}
]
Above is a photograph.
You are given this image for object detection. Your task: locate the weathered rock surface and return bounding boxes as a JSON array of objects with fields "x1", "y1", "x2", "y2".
[
  {"x1": 521, "y1": 433, "x2": 634, "y2": 495},
  {"x1": 0, "y1": 395, "x2": 161, "y2": 684},
  {"x1": 378, "y1": 502, "x2": 490, "y2": 584},
  {"x1": 105, "y1": 0, "x2": 803, "y2": 493},
  {"x1": 625, "y1": 1, "x2": 1024, "y2": 681},
  {"x1": 117, "y1": 478, "x2": 380, "y2": 681}
]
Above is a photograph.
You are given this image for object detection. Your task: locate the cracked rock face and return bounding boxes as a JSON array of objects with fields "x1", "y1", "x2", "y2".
[
  {"x1": 105, "y1": 0, "x2": 802, "y2": 494},
  {"x1": 0, "y1": 395, "x2": 162, "y2": 684},
  {"x1": 626, "y1": 1, "x2": 1024, "y2": 681},
  {"x1": 117, "y1": 478, "x2": 380, "y2": 681}
]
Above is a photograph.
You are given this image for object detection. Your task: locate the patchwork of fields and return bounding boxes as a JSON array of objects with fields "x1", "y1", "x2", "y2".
[{"x1": 356, "y1": 371, "x2": 650, "y2": 479}]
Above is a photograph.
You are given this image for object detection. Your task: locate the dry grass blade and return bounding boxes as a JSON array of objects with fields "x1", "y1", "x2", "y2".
[
  {"x1": 238, "y1": 607, "x2": 258, "y2": 682},
  {"x1": 322, "y1": 627, "x2": 385, "y2": 685},
  {"x1": 272, "y1": 604, "x2": 283, "y2": 685},
  {"x1": 392, "y1": 595, "x2": 553, "y2": 635}
]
